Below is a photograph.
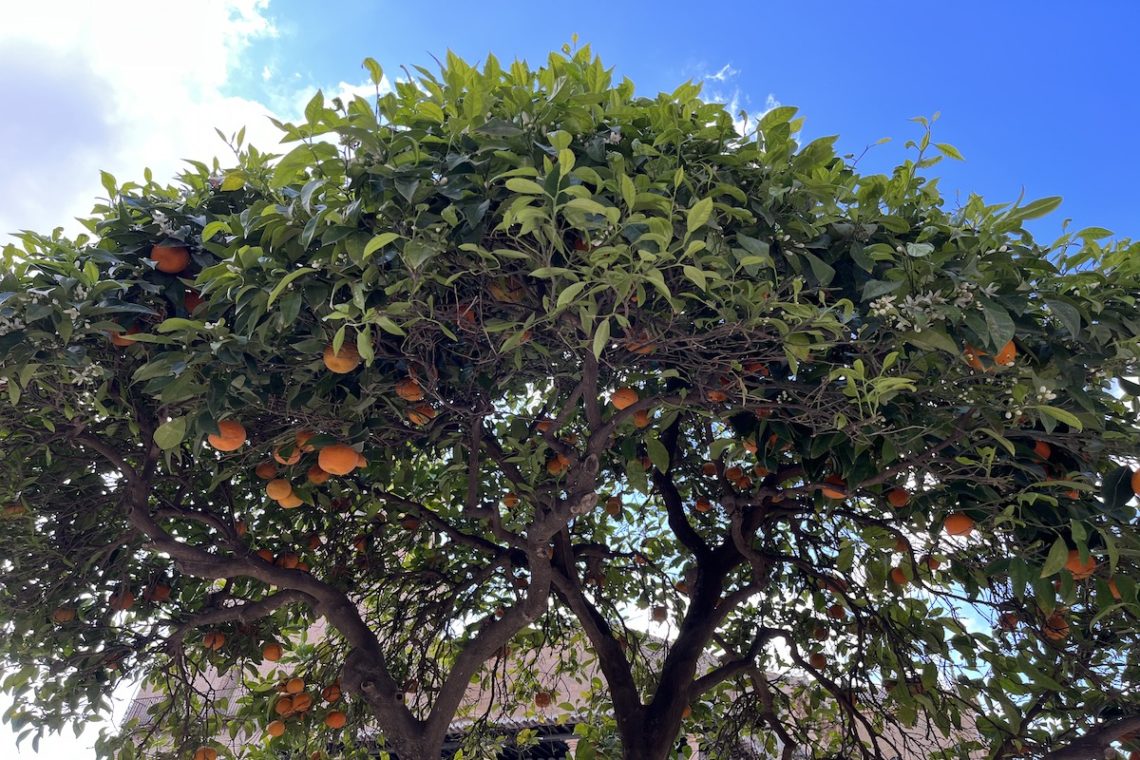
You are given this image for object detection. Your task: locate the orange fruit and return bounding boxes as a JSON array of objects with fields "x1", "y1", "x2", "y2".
[
  {"x1": 963, "y1": 344, "x2": 986, "y2": 371},
  {"x1": 395, "y1": 377, "x2": 424, "y2": 401},
  {"x1": 263, "y1": 642, "x2": 283, "y2": 662},
  {"x1": 256, "y1": 549, "x2": 274, "y2": 562},
  {"x1": 294, "y1": 429, "x2": 316, "y2": 452},
  {"x1": 235, "y1": 520, "x2": 247, "y2": 537},
  {"x1": 207, "y1": 419, "x2": 246, "y2": 451},
  {"x1": 109, "y1": 326, "x2": 141, "y2": 346},
  {"x1": 266, "y1": 479, "x2": 292, "y2": 501},
  {"x1": 632, "y1": 409, "x2": 651, "y2": 428},
  {"x1": 255, "y1": 461, "x2": 277, "y2": 479},
  {"x1": 1042, "y1": 611, "x2": 1069, "y2": 641},
  {"x1": 943, "y1": 512, "x2": 975, "y2": 537},
  {"x1": 274, "y1": 445, "x2": 301, "y2": 466},
  {"x1": 533, "y1": 691, "x2": 552, "y2": 708},
  {"x1": 277, "y1": 493, "x2": 303, "y2": 509},
  {"x1": 812, "y1": 626, "x2": 829, "y2": 641},
  {"x1": 922, "y1": 554, "x2": 942, "y2": 571},
  {"x1": 183, "y1": 289, "x2": 204, "y2": 312},
  {"x1": 808, "y1": 652, "x2": 827, "y2": 670},
  {"x1": 266, "y1": 719, "x2": 285, "y2": 737},
  {"x1": 203, "y1": 631, "x2": 225, "y2": 651},
  {"x1": 1064, "y1": 550, "x2": 1097, "y2": 581},
  {"x1": 150, "y1": 244, "x2": 190, "y2": 274},
  {"x1": 324, "y1": 710, "x2": 347, "y2": 729},
  {"x1": 995, "y1": 340, "x2": 1016, "y2": 366},
  {"x1": 285, "y1": 677, "x2": 304, "y2": 695},
  {"x1": 702, "y1": 462, "x2": 718, "y2": 477},
  {"x1": 406, "y1": 404, "x2": 437, "y2": 426},
  {"x1": 274, "y1": 696, "x2": 294, "y2": 715},
  {"x1": 307, "y1": 465, "x2": 331, "y2": 484},
  {"x1": 193, "y1": 749, "x2": 218, "y2": 760},
  {"x1": 706, "y1": 389, "x2": 728, "y2": 403},
  {"x1": 1033, "y1": 440, "x2": 1052, "y2": 460},
  {"x1": 502, "y1": 492, "x2": 520, "y2": 508},
  {"x1": 318, "y1": 444, "x2": 359, "y2": 475},
  {"x1": 322, "y1": 342, "x2": 361, "y2": 373},
  {"x1": 827, "y1": 604, "x2": 846, "y2": 621},
  {"x1": 821, "y1": 475, "x2": 847, "y2": 500},
  {"x1": 291, "y1": 692, "x2": 313, "y2": 712},
  {"x1": 401, "y1": 516, "x2": 421, "y2": 531},
  {"x1": 535, "y1": 418, "x2": 555, "y2": 434},
  {"x1": 547, "y1": 453, "x2": 570, "y2": 476},
  {"x1": 1131, "y1": 468, "x2": 1140, "y2": 496},
  {"x1": 275, "y1": 552, "x2": 299, "y2": 569},
  {"x1": 604, "y1": 496, "x2": 622, "y2": 516},
  {"x1": 1108, "y1": 578, "x2": 1122, "y2": 601},
  {"x1": 110, "y1": 590, "x2": 135, "y2": 611},
  {"x1": 742, "y1": 438, "x2": 758, "y2": 454},
  {"x1": 51, "y1": 607, "x2": 76, "y2": 623},
  {"x1": 999, "y1": 612, "x2": 1019, "y2": 631},
  {"x1": 893, "y1": 536, "x2": 910, "y2": 553},
  {"x1": 611, "y1": 387, "x2": 639, "y2": 410},
  {"x1": 321, "y1": 684, "x2": 341, "y2": 703},
  {"x1": 144, "y1": 583, "x2": 171, "y2": 603},
  {"x1": 889, "y1": 567, "x2": 908, "y2": 586},
  {"x1": 694, "y1": 498, "x2": 712, "y2": 513},
  {"x1": 886, "y1": 488, "x2": 909, "y2": 508}
]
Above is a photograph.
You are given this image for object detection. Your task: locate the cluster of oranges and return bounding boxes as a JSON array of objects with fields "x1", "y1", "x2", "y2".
[{"x1": 264, "y1": 677, "x2": 346, "y2": 740}]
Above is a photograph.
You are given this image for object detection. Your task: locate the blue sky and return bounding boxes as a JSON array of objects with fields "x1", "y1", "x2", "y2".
[{"x1": 0, "y1": 1, "x2": 1138, "y2": 756}]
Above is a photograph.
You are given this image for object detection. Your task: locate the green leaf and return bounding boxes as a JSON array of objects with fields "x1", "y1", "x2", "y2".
[
  {"x1": 620, "y1": 175, "x2": 636, "y2": 210},
  {"x1": 153, "y1": 417, "x2": 187, "y2": 450},
  {"x1": 592, "y1": 318, "x2": 610, "y2": 360},
  {"x1": 363, "y1": 232, "x2": 402, "y2": 259},
  {"x1": 645, "y1": 436, "x2": 670, "y2": 473},
  {"x1": 686, "y1": 198, "x2": 713, "y2": 237},
  {"x1": 267, "y1": 267, "x2": 316, "y2": 306},
  {"x1": 934, "y1": 142, "x2": 965, "y2": 161},
  {"x1": 1100, "y1": 466, "x2": 1133, "y2": 512},
  {"x1": 1010, "y1": 196, "x2": 1063, "y2": 222},
  {"x1": 1040, "y1": 536, "x2": 1070, "y2": 578},
  {"x1": 1032, "y1": 405, "x2": 1083, "y2": 431},
  {"x1": 201, "y1": 220, "x2": 230, "y2": 242},
  {"x1": 802, "y1": 252, "x2": 836, "y2": 287},
  {"x1": 401, "y1": 241, "x2": 439, "y2": 269},
  {"x1": 220, "y1": 173, "x2": 246, "y2": 192},
  {"x1": 682, "y1": 266, "x2": 707, "y2": 291},
  {"x1": 978, "y1": 297, "x2": 1015, "y2": 349},
  {"x1": 362, "y1": 57, "x2": 384, "y2": 86},
  {"x1": 978, "y1": 428, "x2": 1016, "y2": 456},
  {"x1": 556, "y1": 281, "x2": 588, "y2": 308},
  {"x1": 1043, "y1": 297, "x2": 1080, "y2": 339},
  {"x1": 506, "y1": 178, "x2": 547, "y2": 195}
]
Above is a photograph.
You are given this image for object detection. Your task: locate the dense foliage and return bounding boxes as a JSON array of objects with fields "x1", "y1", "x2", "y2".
[{"x1": 1, "y1": 45, "x2": 1139, "y2": 760}]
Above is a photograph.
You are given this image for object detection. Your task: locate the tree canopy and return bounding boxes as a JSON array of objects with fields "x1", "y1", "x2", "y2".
[{"x1": 1, "y1": 44, "x2": 1139, "y2": 760}]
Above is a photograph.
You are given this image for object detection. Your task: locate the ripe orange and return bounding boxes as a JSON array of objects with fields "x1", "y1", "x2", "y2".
[
  {"x1": 886, "y1": 488, "x2": 909, "y2": 508},
  {"x1": 694, "y1": 498, "x2": 712, "y2": 513},
  {"x1": 1064, "y1": 550, "x2": 1097, "y2": 581},
  {"x1": 406, "y1": 404, "x2": 437, "y2": 426},
  {"x1": 263, "y1": 642, "x2": 283, "y2": 662},
  {"x1": 963, "y1": 344, "x2": 986, "y2": 371},
  {"x1": 324, "y1": 710, "x2": 347, "y2": 729},
  {"x1": 633, "y1": 409, "x2": 651, "y2": 428},
  {"x1": 203, "y1": 631, "x2": 225, "y2": 651},
  {"x1": 291, "y1": 692, "x2": 314, "y2": 712},
  {"x1": 193, "y1": 748, "x2": 218, "y2": 760},
  {"x1": 651, "y1": 606, "x2": 668, "y2": 622},
  {"x1": 184, "y1": 288, "x2": 204, "y2": 312},
  {"x1": 994, "y1": 340, "x2": 1016, "y2": 366},
  {"x1": 235, "y1": 520, "x2": 247, "y2": 537},
  {"x1": 395, "y1": 377, "x2": 424, "y2": 401},
  {"x1": 321, "y1": 684, "x2": 341, "y2": 703},
  {"x1": 827, "y1": 604, "x2": 846, "y2": 621},
  {"x1": 702, "y1": 462, "x2": 717, "y2": 477},
  {"x1": 1107, "y1": 578, "x2": 1122, "y2": 601},
  {"x1": 893, "y1": 536, "x2": 910, "y2": 553},
  {"x1": 502, "y1": 492, "x2": 520, "y2": 508},
  {"x1": 285, "y1": 677, "x2": 304, "y2": 695},
  {"x1": 535, "y1": 418, "x2": 555, "y2": 434},
  {"x1": 401, "y1": 516, "x2": 421, "y2": 531},
  {"x1": 207, "y1": 419, "x2": 246, "y2": 451},
  {"x1": 1033, "y1": 440, "x2": 1052, "y2": 460},
  {"x1": 266, "y1": 719, "x2": 285, "y2": 737},
  {"x1": 533, "y1": 691, "x2": 552, "y2": 708},
  {"x1": 255, "y1": 461, "x2": 277, "y2": 479},
  {"x1": 266, "y1": 479, "x2": 292, "y2": 501},
  {"x1": 821, "y1": 476, "x2": 847, "y2": 500},
  {"x1": 109, "y1": 326, "x2": 141, "y2": 346},
  {"x1": 742, "y1": 438, "x2": 758, "y2": 454},
  {"x1": 150, "y1": 244, "x2": 190, "y2": 274},
  {"x1": 547, "y1": 453, "x2": 570, "y2": 476},
  {"x1": 724, "y1": 466, "x2": 744, "y2": 481},
  {"x1": 681, "y1": 705, "x2": 692, "y2": 719},
  {"x1": 276, "y1": 553, "x2": 299, "y2": 569},
  {"x1": 144, "y1": 583, "x2": 171, "y2": 603},
  {"x1": 1131, "y1": 468, "x2": 1140, "y2": 496},
  {"x1": 256, "y1": 549, "x2": 274, "y2": 562},
  {"x1": 318, "y1": 444, "x2": 359, "y2": 475},
  {"x1": 274, "y1": 696, "x2": 294, "y2": 715},
  {"x1": 274, "y1": 445, "x2": 301, "y2": 466},
  {"x1": 611, "y1": 387, "x2": 638, "y2": 410},
  {"x1": 322, "y1": 343, "x2": 361, "y2": 373},
  {"x1": 922, "y1": 554, "x2": 942, "y2": 571},
  {"x1": 110, "y1": 590, "x2": 135, "y2": 611},
  {"x1": 604, "y1": 496, "x2": 622, "y2": 516},
  {"x1": 278, "y1": 493, "x2": 303, "y2": 509},
  {"x1": 307, "y1": 465, "x2": 330, "y2": 485},
  {"x1": 1042, "y1": 611, "x2": 1069, "y2": 641},
  {"x1": 999, "y1": 612, "x2": 1019, "y2": 631},
  {"x1": 943, "y1": 512, "x2": 975, "y2": 537},
  {"x1": 889, "y1": 567, "x2": 908, "y2": 586},
  {"x1": 706, "y1": 389, "x2": 728, "y2": 403},
  {"x1": 51, "y1": 607, "x2": 76, "y2": 623},
  {"x1": 812, "y1": 626, "x2": 829, "y2": 641},
  {"x1": 808, "y1": 653, "x2": 827, "y2": 670}
]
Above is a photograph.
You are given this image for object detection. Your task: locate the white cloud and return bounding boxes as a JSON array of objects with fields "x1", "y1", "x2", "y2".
[
  {"x1": 0, "y1": 0, "x2": 282, "y2": 244},
  {"x1": 705, "y1": 63, "x2": 739, "y2": 83}
]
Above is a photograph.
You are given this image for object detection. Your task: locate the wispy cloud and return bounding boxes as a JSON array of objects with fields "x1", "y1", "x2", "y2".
[{"x1": 705, "y1": 63, "x2": 740, "y2": 83}]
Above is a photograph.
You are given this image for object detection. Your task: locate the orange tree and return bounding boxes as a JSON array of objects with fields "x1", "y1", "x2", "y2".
[{"x1": 1, "y1": 45, "x2": 1140, "y2": 760}]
